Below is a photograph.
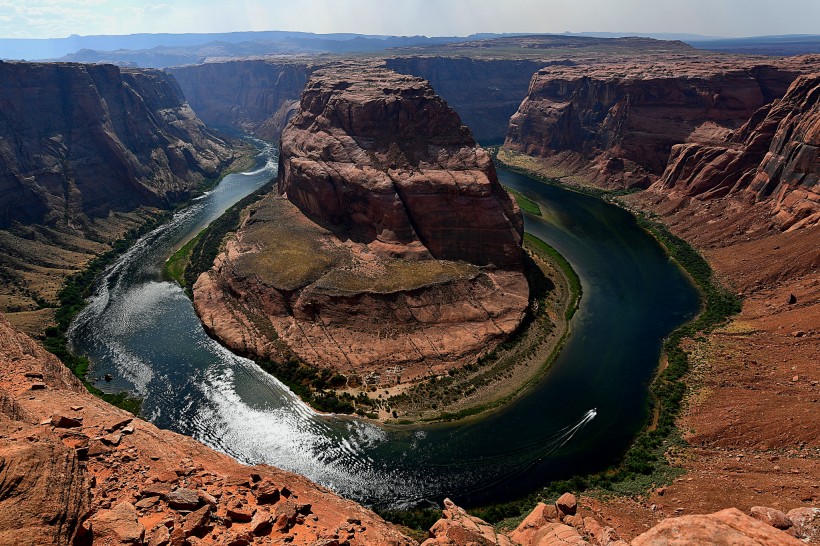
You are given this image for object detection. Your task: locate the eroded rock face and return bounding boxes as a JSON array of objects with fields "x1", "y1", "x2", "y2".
[
  {"x1": 504, "y1": 58, "x2": 819, "y2": 189},
  {"x1": 0, "y1": 61, "x2": 235, "y2": 228},
  {"x1": 279, "y1": 66, "x2": 524, "y2": 267},
  {"x1": 0, "y1": 313, "x2": 415, "y2": 546},
  {"x1": 384, "y1": 57, "x2": 550, "y2": 143},
  {"x1": 168, "y1": 60, "x2": 314, "y2": 141},
  {"x1": 195, "y1": 67, "x2": 528, "y2": 378},
  {"x1": 658, "y1": 73, "x2": 819, "y2": 230}
]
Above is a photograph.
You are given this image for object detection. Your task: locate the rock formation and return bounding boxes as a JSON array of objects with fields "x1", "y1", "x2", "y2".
[
  {"x1": 0, "y1": 312, "x2": 415, "y2": 545},
  {"x1": 0, "y1": 61, "x2": 235, "y2": 228},
  {"x1": 383, "y1": 57, "x2": 550, "y2": 143},
  {"x1": 504, "y1": 57, "x2": 820, "y2": 189},
  {"x1": 657, "y1": 73, "x2": 819, "y2": 230},
  {"x1": 194, "y1": 67, "x2": 528, "y2": 381},
  {"x1": 421, "y1": 497, "x2": 814, "y2": 546},
  {"x1": 168, "y1": 60, "x2": 314, "y2": 141}
]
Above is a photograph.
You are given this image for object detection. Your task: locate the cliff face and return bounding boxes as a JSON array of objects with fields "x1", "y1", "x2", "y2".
[
  {"x1": 504, "y1": 60, "x2": 816, "y2": 189},
  {"x1": 168, "y1": 60, "x2": 313, "y2": 141},
  {"x1": 278, "y1": 67, "x2": 524, "y2": 267},
  {"x1": 194, "y1": 67, "x2": 528, "y2": 379},
  {"x1": 659, "y1": 73, "x2": 819, "y2": 230},
  {"x1": 384, "y1": 57, "x2": 550, "y2": 143},
  {"x1": 0, "y1": 61, "x2": 234, "y2": 228}
]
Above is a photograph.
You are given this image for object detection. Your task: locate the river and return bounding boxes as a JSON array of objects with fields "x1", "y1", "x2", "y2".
[{"x1": 69, "y1": 144, "x2": 700, "y2": 509}]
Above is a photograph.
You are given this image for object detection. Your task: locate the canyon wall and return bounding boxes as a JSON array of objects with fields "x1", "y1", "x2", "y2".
[
  {"x1": 504, "y1": 58, "x2": 819, "y2": 189},
  {"x1": 194, "y1": 66, "x2": 528, "y2": 380},
  {"x1": 0, "y1": 61, "x2": 235, "y2": 228},
  {"x1": 658, "y1": 72, "x2": 819, "y2": 230},
  {"x1": 384, "y1": 57, "x2": 550, "y2": 143},
  {"x1": 168, "y1": 60, "x2": 314, "y2": 141}
]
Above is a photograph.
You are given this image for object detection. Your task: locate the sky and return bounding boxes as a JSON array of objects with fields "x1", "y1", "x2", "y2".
[{"x1": 1, "y1": 0, "x2": 819, "y2": 40}]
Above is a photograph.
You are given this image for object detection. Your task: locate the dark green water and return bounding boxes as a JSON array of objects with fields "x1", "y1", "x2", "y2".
[{"x1": 69, "y1": 151, "x2": 700, "y2": 510}]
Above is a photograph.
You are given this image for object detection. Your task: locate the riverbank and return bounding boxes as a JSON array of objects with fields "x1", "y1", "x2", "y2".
[
  {"x1": 31, "y1": 147, "x2": 258, "y2": 415},
  {"x1": 378, "y1": 233, "x2": 580, "y2": 424},
  {"x1": 488, "y1": 148, "x2": 819, "y2": 542}
]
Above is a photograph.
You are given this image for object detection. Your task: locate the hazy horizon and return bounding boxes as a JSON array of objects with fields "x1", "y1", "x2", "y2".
[{"x1": 1, "y1": 0, "x2": 819, "y2": 41}]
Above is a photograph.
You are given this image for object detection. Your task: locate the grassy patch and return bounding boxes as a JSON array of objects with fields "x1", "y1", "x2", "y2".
[
  {"x1": 524, "y1": 233, "x2": 581, "y2": 320},
  {"x1": 163, "y1": 234, "x2": 200, "y2": 286},
  {"x1": 505, "y1": 186, "x2": 543, "y2": 216},
  {"x1": 171, "y1": 181, "x2": 275, "y2": 295}
]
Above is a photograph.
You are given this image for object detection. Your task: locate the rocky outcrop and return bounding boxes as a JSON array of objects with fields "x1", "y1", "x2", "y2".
[
  {"x1": 0, "y1": 312, "x2": 415, "y2": 545},
  {"x1": 424, "y1": 498, "x2": 809, "y2": 546},
  {"x1": 168, "y1": 60, "x2": 314, "y2": 140},
  {"x1": 504, "y1": 58, "x2": 820, "y2": 189},
  {"x1": 278, "y1": 66, "x2": 524, "y2": 267},
  {"x1": 0, "y1": 61, "x2": 235, "y2": 228},
  {"x1": 194, "y1": 67, "x2": 528, "y2": 380},
  {"x1": 658, "y1": 73, "x2": 819, "y2": 230},
  {"x1": 384, "y1": 57, "x2": 551, "y2": 143},
  {"x1": 631, "y1": 508, "x2": 803, "y2": 545}
]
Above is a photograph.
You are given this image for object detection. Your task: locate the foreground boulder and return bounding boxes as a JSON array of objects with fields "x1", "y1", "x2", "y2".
[
  {"x1": 194, "y1": 66, "x2": 528, "y2": 381},
  {"x1": 0, "y1": 313, "x2": 414, "y2": 545},
  {"x1": 631, "y1": 508, "x2": 803, "y2": 545}
]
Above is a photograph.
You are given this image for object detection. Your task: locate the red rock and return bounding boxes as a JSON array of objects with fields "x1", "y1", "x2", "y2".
[
  {"x1": 88, "y1": 502, "x2": 145, "y2": 544},
  {"x1": 227, "y1": 500, "x2": 255, "y2": 523},
  {"x1": 511, "y1": 502, "x2": 560, "y2": 545},
  {"x1": 504, "y1": 59, "x2": 819, "y2": 191},
  {"x1": 169, "y1": 60, "x2": 313, "y2": 141},
  {"x1": 147, "y1": 524, "x2": 171, "y2": 546},
  {"x1": 106, "y1": 418, "x2": 134, "y2": 433},
  {"x1": 182, "y1": 505, "x2": 211, "y2": 537},
  {"x1": 166, "y1": 488, "x2": 201, "y2": 511},
  {"x1": 250, "y1": 512, "x2": 273, "y2": 535},
  {"x1": 422, "y1": 498, "x2": 515, "y2": 546},
  {"x1": 632, "y1": 507, "x2": 803, "y2": 545},
  {"x1": 0, "y1": 441, "x2": 89, "y2": 545},
  {"x1": 787, "y1": 507, "x2": 820, "y2": 542},
  {"x1": 254, "y1": 479, "x2": 280, "y2": 504},
  {"x1": 556, "y1": 492, "x2": 578, "y2": 517},
  {"x1": 51, "y1": 414, "x2": 82, "y2": 428},
  {"x1": 529, "y1": 522, "x2": 590, "y2": 545},
  {"x1": 750, "y1": 506, "x2": 792, "y2": 530},
  {"x1": 657, "y1": 74, "x2": 820, "y2": 230}
]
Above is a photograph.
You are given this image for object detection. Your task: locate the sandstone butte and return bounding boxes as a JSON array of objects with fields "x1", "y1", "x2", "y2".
[
  {"x1": 2, "y1": 317, "x2": 815, "y2": 546},
  {"x1": 499, "y1": 58, "x2": 820, "y2": 541},
  {"x1": 193, "y1": 66, "x2": 529, "y2": 383}
]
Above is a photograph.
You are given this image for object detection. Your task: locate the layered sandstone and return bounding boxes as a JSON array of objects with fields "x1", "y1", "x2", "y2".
[
  {"x1": 383, "y1": 57, "x2": 550, "y2": 143},
  {"x1": 0, "y1": 61, "x2": 235, "y2": 228},
  {"x1": 0, "y1": 313, "x2": 415, "y2": 545},
  {"x1": 658, "y1": 73, "x2": 820, "y2": 230},
  {"x1": 194, "y1": 67, "x2": 527, "y2": 380},
  {"x1": 168, "y1": 60, "x2": 314, "y2": 141},
  {"x1": 504, "y1": 57, "x2": 820, "y2": 189}
]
